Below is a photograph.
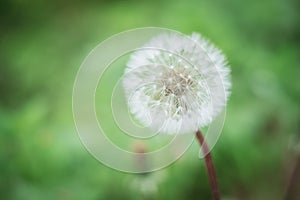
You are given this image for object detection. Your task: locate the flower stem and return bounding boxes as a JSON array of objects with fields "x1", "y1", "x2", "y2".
[
  {"x1": 196, "y1": 130, "x2": 221, "y2": 200},
  {"x1": 285, "y1": 155, "x2": 300, "y2": 200}
]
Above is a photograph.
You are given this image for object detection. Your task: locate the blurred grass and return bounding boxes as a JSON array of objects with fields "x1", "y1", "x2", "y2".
[{"x1": 1, "y1": 0, "x2": 300, "y2": 199}]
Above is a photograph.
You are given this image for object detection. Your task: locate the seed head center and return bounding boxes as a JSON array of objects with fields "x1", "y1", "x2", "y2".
[{"x1": 160, "y1": 68, "x2": 193, "y2": 97}]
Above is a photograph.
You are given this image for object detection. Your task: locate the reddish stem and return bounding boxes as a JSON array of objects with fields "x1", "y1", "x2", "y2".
[
  {"x1": 285, "y1": 155, "x2": 300, "y2": 200},
  {"x1": 196, "y1": 130, "x2": 221, "y2": 200}
]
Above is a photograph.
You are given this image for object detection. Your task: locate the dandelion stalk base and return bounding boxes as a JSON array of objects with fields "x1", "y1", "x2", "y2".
[{"x1": 196, "y1": 130, "x2": 221, "y2": 200}]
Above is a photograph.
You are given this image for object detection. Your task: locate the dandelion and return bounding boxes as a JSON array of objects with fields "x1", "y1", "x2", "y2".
[
  {"x1": 123, "y1": 32, "x2": 231, "y2": 200},
  {"x1": 123, "y1": 33, "x2": 230, "y2": 134}
]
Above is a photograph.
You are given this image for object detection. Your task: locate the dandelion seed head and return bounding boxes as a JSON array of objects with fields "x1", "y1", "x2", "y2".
[{"x1": 123, "y1": 33, "x2": 231, "y2": 134}]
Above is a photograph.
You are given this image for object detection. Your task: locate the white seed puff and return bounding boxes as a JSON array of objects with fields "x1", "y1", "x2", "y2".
[{"x1": 123, "y1": 33, "x2": 231, "y2": 134}]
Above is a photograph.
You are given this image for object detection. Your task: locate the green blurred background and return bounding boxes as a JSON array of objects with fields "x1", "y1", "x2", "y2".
[{"x1": 1, "y1": 0, "x2": 300, "y2": 199}]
